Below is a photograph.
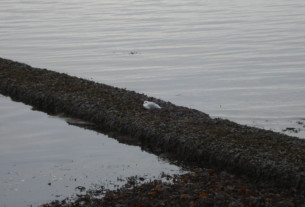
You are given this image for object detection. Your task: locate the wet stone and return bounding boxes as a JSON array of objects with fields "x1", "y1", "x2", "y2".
[{"x1": 1, "y1": 57, "x2": 305, "y2": 206}]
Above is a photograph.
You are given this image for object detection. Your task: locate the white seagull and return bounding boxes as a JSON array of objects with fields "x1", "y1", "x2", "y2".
[{"x1": 143, "y1": 101, "x2": 161, "y2": 110}]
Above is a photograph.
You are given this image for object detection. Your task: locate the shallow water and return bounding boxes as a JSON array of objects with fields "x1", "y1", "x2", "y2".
[
  {"x1": 1, "y1": 0, "x2": 305, "y2": 137},
  {"x1": 1, "y1": 0, "x2": 305, "y2": 206},
  {"x1": 0, "y1": 95, "x2": 185, "y2": 206}
]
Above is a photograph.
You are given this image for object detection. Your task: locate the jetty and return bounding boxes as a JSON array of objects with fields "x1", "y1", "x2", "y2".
[{"x1": 0, "y1": 57, "x2": 304, "y2": 192}]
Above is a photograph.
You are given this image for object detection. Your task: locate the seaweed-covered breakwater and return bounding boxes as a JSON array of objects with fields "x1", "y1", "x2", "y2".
[{"x1": 0, "y1": 57, "x2": 304, "y2": 192}]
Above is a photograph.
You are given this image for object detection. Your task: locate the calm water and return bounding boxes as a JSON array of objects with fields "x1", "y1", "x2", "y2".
[
  {"x1": 0, "y1": 95, "x2": 185, "y2": 207},
  {"x1": 1, "y1": 0, "x2": 305, "y2": 206}
]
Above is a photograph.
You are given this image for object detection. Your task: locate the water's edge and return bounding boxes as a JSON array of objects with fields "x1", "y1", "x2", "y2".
[{"x1": 0, "y1": 57, "x2": 304, "y2": 192}]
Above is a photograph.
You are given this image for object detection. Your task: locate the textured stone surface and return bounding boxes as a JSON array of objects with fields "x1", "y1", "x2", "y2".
[{"x1": 1, "y1": 57, "x2": 304, "y2": 192}]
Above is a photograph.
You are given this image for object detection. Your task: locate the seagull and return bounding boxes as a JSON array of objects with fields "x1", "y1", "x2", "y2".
[{"x1": 143, "y1": 101, "x2": 161, "y2": 110}]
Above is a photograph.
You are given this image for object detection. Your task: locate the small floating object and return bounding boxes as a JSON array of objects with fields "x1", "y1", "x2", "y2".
[{"x1": 143, "y1": 101, "x2": 161, "y2": 110}]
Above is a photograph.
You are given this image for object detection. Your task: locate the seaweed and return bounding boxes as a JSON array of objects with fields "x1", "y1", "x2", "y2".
[{"x1": 0, "y1": 57, "x2": 304, "y2": 192}]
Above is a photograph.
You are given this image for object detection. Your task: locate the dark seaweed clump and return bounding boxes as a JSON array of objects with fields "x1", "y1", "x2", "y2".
[
  {"x1": 0, "y1": 58, "x2": 304, "y2": 195},
  {"x1": 42, "y1": 169, "x2": 304, "y2": 207}
]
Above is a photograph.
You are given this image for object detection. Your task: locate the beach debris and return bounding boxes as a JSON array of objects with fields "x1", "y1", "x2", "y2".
[{"x1": 129, "y1": 51, "x2": 138, "y2": 55}]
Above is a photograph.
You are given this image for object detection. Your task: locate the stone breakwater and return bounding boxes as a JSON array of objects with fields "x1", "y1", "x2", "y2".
[{"x1": 0, "y1": 57, "x2": 304, "y2": 192}]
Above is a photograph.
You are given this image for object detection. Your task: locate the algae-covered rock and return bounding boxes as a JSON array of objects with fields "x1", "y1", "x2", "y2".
[{"x1": 0, "y1": 57, "x2": 304, "y2": 192}]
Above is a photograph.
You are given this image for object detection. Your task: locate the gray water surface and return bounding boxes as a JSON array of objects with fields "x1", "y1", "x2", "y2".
[
  {"x1": 1, "y1": 0, "x2": 305, "y2": 206},
  {"x1": 1, "y1": 0, "x2": 305, "y2": 137},
  {"x1": 0, "y1": 95, "x2": 185, "y2": 207}
]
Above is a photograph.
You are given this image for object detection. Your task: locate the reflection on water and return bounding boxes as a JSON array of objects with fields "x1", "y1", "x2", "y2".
[
  {"x1": 1, "y1": 0, "x2": 305, "y2": 205},
  {"x1": 0, "y1": 95, "x2": 185, "y2": 207}
]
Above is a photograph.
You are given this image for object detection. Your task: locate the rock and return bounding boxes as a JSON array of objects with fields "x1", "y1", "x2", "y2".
[{"x1": 0, "y1": 57, "x2": 304, "y2": 192}]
